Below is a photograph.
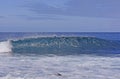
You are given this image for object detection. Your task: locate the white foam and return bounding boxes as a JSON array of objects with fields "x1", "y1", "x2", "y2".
[
  {"x1": 0, "y1": 41, "x2": 12, "y2": 53},
  {"x1": 0, "y1": 55, "x2": 119, "y2": 79}
]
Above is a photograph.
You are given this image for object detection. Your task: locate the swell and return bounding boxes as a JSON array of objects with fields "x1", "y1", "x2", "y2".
[{"x1": 9, "y1": 36, "x2": 120, "y2": 55}]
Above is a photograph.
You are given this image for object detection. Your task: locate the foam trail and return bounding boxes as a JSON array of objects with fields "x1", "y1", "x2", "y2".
[{"x1": 0, "y1": 41, "x2": 12, "y2": 53}]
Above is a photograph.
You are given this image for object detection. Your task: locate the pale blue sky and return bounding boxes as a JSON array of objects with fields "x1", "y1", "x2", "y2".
[{"x1": 0, "y1": 0, "x2": 120, "y2": 32}]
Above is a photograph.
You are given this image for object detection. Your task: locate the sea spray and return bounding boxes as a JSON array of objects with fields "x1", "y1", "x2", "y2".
[{"x1": 0, "y1": 40, "x2": 12, "y2": 53}]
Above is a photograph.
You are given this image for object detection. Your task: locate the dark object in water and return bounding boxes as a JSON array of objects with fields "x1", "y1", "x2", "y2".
[{"x1": 56, "y1": 73, "x2": 62, "y2": 76}]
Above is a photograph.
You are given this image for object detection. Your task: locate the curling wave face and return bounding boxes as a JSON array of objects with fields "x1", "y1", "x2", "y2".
[{"x1": 0, "y1": 36, "x2": 120, "y2": 55}]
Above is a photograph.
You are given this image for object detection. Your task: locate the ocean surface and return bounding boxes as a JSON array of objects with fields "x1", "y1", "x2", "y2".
[{"x1": 0, "y1": 32, "x2": 120, "y2": 79}]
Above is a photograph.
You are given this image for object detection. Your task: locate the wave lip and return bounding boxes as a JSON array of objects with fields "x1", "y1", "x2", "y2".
[{"x1": 0, "y1": 41, "x2": 12, "y2": 53}]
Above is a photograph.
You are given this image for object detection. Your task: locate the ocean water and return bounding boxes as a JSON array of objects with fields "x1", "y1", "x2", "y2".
[{"x1": 0, "y1": 32, "x2": 120, "y2": 79}]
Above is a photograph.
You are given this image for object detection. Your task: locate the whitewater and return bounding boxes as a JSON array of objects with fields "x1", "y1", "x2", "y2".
[
  {"x1": 0, "y1": 32, "x2": 120, "y2": 79},
  {"x1": 0, "y1": 41, "x2": 12, "y2": 53}
]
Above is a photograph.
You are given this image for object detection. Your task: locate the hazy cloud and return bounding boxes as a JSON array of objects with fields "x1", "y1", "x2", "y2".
[
  {"x1": 16, "y1": 14, "x2": 63, "y2": 20},
  {"x1": 24, "y1": 0, "x2": 120, "y2": 18},
  {"x1": 0, "y1": 16, "x2": 4, "y2": 18},
  {"x1": 0, "y1": 0, "x2": 120, "y2": 32}
]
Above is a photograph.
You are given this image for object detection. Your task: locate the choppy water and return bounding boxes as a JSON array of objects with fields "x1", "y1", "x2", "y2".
[{"x1": 0, "y1": 32, "x2": 120, "y2": 79}]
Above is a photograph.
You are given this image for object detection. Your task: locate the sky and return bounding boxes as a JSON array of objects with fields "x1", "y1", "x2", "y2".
[{"x1": 0, "y1": 0, "x2": 120, "y2": 32}]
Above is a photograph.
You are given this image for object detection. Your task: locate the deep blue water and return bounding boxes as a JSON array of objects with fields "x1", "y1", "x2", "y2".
[{"x1": 0, "y1": 32, "x2": 120, "y2": 40}]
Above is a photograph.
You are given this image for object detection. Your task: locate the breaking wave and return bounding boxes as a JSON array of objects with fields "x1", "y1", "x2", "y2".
[
  {"x1": 0, "y1": 40, "x2": 12, "y2": 53},
  {"x1": 0, "y1": 36, "x2": 120, "y2": 55}
]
